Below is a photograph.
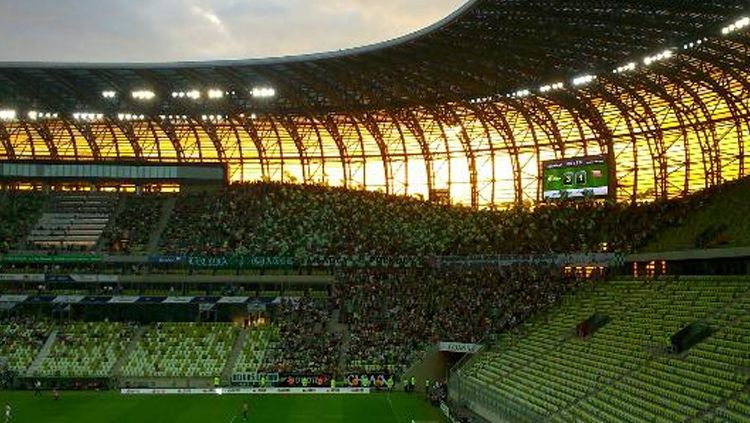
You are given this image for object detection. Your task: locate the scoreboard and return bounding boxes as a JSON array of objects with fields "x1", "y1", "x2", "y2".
[{"x1": 542, "y1": 155, "x2": 609, "y2": 200}]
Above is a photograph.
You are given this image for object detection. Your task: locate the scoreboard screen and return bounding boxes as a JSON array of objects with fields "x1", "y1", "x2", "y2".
[{"x1": 542, "y1": 155, "x2": 609, "y2": 200}]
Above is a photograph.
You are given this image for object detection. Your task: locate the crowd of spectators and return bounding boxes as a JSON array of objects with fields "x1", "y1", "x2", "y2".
[
  {"x1": 2, "y1": 178, "x2": 748, "y2": 381},
  {"x1": 0, "y1": 317, "x2": 50, "y2": 372},
  {"x1": 428, "y1": 378, "x2": 448, "y2": 406},
  {"x1": 103, "y1": 195, "x2": 163, "y2": 254},
  {"x1": 156, "y1": 181, "x2": 706, "y2": 258},
  {"x1": 335, "y1": 266, "x2": 578, "y2": 375},
  {"x1": 0, "y1": 266, "x2": 585, "y2": 381},
  {"x1": 1, "y1": 178, "x2": 738, "y2": 258},
  {"x1": 0, "y1": 191, "x2": 47, "y2": 253},
  {"x1": 263, "y1": 295, "x2": 341, "y2": 376},
  {"x1": 0, "y1": 317, "x2": 49, "y2": 348}
]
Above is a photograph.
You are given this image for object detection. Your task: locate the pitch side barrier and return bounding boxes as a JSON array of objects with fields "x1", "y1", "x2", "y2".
[{"x1": 120, "y1": 387, "x2": 370, "y2": 395}]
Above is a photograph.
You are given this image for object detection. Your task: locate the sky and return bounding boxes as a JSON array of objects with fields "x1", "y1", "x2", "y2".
[{"x1": 0, "y1": 0, "x2": 467, "y2": 63}]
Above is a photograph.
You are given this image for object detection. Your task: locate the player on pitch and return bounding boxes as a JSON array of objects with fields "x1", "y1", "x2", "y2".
[{"x1": 242, "y1": 401, "x2": 250, "y2": 421}]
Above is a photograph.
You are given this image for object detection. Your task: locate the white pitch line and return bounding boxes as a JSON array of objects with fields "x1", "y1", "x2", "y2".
[{"x1": 386, "y1": 392, "x2": 404, "y2": 423}]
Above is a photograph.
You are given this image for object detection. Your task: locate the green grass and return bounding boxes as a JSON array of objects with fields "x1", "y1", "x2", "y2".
[{"x1": 0, "y1": 390, "x2": 445, "y2": 423}]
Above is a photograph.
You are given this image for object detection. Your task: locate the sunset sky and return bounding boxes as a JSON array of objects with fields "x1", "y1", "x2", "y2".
[{"x1": 0, "y1": 0, "x2": 467, "y2": 62}]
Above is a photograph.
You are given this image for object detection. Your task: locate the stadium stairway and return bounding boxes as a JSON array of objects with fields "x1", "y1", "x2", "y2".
[
  {"x1": 147, "y1": 196, "x2": 175, "y2": 254},
  {"x1": 25, "y1": 329, "x2": 58, "y2": 376},
  {"x1": 221, "y1": 327, "x2": 249, "y2": 385},
  {"x1": 94, "y1": 197, "x2": 127, "y2": 252},
  {"x1": 25, "y1": 193, "x2": 116, "y2": 250},
  {"x1": 327, "y1": 309, "x2": 351, "y2": 375},
  {"x1": 110, "y1": 326, "x2": 147, "y2": 377}
]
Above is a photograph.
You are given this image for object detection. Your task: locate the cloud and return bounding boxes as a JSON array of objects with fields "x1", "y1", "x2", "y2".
[
  {"x1": 0, "y1": 0, "x2": 468, "y2": 62},
  {"x1": 191, "y1": 5, "x2": 225, "y2": 31}
]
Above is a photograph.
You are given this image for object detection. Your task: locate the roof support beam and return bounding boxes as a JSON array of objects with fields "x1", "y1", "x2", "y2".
[
  {"x1": 321, "y1": 115, "x2": 351, "y2": 189},
  {"x1": 157, "y1": 119, "x2": 187, "y2": 162},
  {"x1": 0, "y1": 122, "x2": 16, "y2": 160},
  {"x1": 277, "y1": 115, "x2": 310, "y2": 183},
  {"x1": 71, "y1": 122, "x2": 103, "y2": 160},
  {"x1": 29, "y1": 121, "x2": 60, "y2": 160},
  {"x1": 358, "y1": 113, "x2": 393, "y2": 195},
  {"x1": 237, "y1": 117, "x2": 269, "y2": 179},
  {"x1": 115, "y1": 121, "x2": 144, "y2": 160}
]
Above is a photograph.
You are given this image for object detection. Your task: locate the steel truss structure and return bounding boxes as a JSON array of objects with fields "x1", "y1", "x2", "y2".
[{"x1": 0, "y1": 2, "x2": 749, "y2": 207}]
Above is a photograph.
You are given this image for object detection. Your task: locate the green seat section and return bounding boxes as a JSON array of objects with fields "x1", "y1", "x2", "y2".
[
  {"x1": 121, "y1": 322, "x2": 237, "y2": 378},
  {"x1": 0, "y1": 319, "x2": 51, "y2": 373},
  {"x1": 457, "y1": 279, "x2": 750, "y2": 422},
  {"x1": 35, "y1": 321, "x2": 135, "y2": 378}
]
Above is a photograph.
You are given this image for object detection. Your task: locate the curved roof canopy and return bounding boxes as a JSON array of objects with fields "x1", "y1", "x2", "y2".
[{"x1": 0, "y1": 0, "x2": 747, "y2": 114}]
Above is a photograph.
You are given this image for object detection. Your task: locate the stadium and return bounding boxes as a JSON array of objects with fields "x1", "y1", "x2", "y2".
[{"x1": 0, "y1": 0, "x2": 749, "y2": 422}]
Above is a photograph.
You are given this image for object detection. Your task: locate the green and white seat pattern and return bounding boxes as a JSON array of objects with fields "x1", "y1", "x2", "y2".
[
  {"x1": 232, "y1": 327, "x2": 277, "y2": 374},
  {"x1": 460, "y1": 279, "x2": 750, "y2": 423},
  {"x1": 122, "y1": 323, "x2": 237, "y2": 377},
  {"x1": 0, "y1": 320, "x2": 50, "y2": 373},
  {"x1": 702, "y1": 391, "x2": 750, "y2": 422},
  {"x1": 35, "y1": 322, "x2": 133, "y2": 377}
]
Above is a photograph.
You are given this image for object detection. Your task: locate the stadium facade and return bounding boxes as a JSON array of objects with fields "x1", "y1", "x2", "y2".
[{"x1": 0, "y1": 0, "x2": 749, "y2": 207}]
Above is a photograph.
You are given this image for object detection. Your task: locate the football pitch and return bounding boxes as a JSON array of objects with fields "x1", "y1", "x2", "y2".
[{"x1": 0, "y1": 390, "x2": 446, "y2": 423}]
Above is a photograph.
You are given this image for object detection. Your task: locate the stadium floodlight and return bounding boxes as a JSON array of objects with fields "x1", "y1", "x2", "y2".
[
  {"x1": 132, "y1": 90, "x2": 156, "y2": 100},
  {"x1": 613, "y1": 62, "x2": 637, "y2": 74},
  {"x1": 102, "y1": 90, "x2": 117, "y2": 99},
  {"x1": 722, "y1": 16, "x2": 750, "y2": 35},
  {"x1": 0, "y1": 109, "x2": 17, "y2": 121},
  {"x1": 207, "y1": 89, "x2": 224, "y2": 99},
  {"x1": 73, "y1": 112, "x2": 104, "y2": 122},
  {"x1": 172, "y1": 90, "x2": 201, "y2": 100},
  {"x1": 683, "y1": 41, "x2": 697, "y2": 50},
  {"x1": 118, "y1": 113, "x2": 147, "y2": 121},
  {"x1": 202, "y1": 114, "x2": 227, "y2": 122},
  {"x1": 28, "y1": 111, "x2": 57, "y2": 120},
  {"x1": 572, "y1": 74, "x2": 597, "y2": 86},
  {"x1": 643, "y1": 49, "x2": 673, "y2": 66},
  {"x1": 539, "y1": 82, "x2": 564, "y2": 93},
  {"x1": 251, "y1": 87, "x2": 276, "y2": 98}
]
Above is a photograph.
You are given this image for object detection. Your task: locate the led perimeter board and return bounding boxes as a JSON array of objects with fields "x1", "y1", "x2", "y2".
[{"x1": 542, "y1": 155, "x2": 609, "y2": 200}]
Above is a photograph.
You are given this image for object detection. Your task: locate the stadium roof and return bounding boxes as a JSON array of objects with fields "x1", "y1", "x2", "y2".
[{"x1": 0, "y1": 0, "x2": 747, "y2": 114}]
